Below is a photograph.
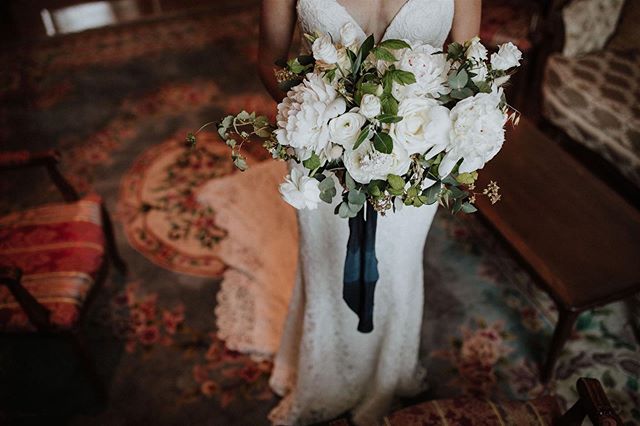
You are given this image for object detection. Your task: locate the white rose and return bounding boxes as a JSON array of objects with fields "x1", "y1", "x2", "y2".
[
  {"x1": 329, "y1": 111, "x2": 366, "y2": 148},
  {"x1": 439, "y1": 88, "x2": 507, "y2": 177},
  {"x1": 394, "y1": 43, "x2": 449, "y2": 99},
  {"x1": 465, "y1": 36, "x2": 488, "y2": 61},
  {"x1": 325, "y1": 144, "x2": 344, "y2": 160},
  {"x1": 275, "y1": 73, "x2": 347, "y2": 154},
  {"x1": 391, "y1": 98, "x2": 451, "y2": 156},
  {"x1": 492, "y1": 74, "x2": 511, "y2": 88},
  {"x1": 470, "y1": 62, "x2": 488, "y2": 83},
  {"x1": 360, "y1": 94, "x2": 381, "y2": 119},
  {"x1": 490, "y1": 42, "x2": 522, "y2": 70},
  {"x1": 312, "y1": 34, "x2": 339, "y2": 65},
  {"x1": 279, "y1": 167, "x2": 322, "y2": 210},
  {"x1": 336, "y1": 48, "x2": 352, "y2": 74},
  {"x1": 343, "y1": 140, "x2": 411, "y2": 184},
  {"x1": 340, "y1": 22, "x2": 361, "y2": 48}
]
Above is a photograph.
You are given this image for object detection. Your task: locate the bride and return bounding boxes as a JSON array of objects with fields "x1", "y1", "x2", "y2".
[{"x1": 257, "y1": 0, "x2": 481, "y2": 424}]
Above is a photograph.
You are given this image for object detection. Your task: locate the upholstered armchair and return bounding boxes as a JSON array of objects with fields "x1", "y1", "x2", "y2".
[
  {"x1": 0, "y1": 149, "x2": 126, "y2": 398},
  {"x1": 537, "y1": 0, "x2": 640, "y2": 205}
]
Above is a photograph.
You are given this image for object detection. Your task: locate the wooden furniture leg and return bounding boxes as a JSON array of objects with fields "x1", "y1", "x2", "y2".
[
  {"x1": 542, "y1": 307, "x2": 580, "y2": 383},
  {"x1": 100, "y1": 204, "x2": 127, "y2": 276}
]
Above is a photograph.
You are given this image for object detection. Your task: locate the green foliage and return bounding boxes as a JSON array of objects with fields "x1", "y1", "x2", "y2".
[
  {"x1": 373, "y1": 132, "x2": 393, "y2": 154},
  {"x1": 318, "y1": 175, "x2": 337, "y2": 203},
  {"x1": 372, "y1": 47, "x2": 397, "y2": 62},
  {"x1": 353, "y1": 125, "x2": 371, "y2": 150},
  {"x1": 378, "y1": 39, "x2": 411, "y2": 50},
  {"x1": 448, "y1": 69, "x2": 469, "y2": 90},
  {"x1": 376, "y1": 113, "x2": 403, "y2": 124},
  {"x1": 303, "y1": 152, "x2": 321, "y2": 170}
]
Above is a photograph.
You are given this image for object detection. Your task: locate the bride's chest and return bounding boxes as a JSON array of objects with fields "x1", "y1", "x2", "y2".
[{"x1": 296, "y1": 0, "x2": 454, "y2": 47}]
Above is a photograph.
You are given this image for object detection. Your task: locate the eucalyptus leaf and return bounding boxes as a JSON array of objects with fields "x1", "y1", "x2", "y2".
[
  {"x1": 448, "y1": 69, "x2": 469, "y2": 90},
  {"x1": 318, "y1": 176, "x2": 335, "y2": 191},
  {"x1": 348, "y1": 190, "x2": 366, "y2": 205},
  {"x1": 423, "y1": 183, "x2": 441, "y2": 204},
  {"x1": 461, "y1": 202, "x2": 477, "y2": 213},
  {"x1": 450, "y1": 87, "x2": 474, "y2": 100},
  {"x1": 233, "y1": 156, "x2": 248, "y2": 171}
]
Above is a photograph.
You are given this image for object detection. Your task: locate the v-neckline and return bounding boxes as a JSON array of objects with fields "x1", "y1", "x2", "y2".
[{"x1": 333, "y1": 0, "x2": 414, "y2": 42}]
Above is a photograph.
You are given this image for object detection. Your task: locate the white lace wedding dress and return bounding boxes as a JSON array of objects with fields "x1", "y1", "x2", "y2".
[
  {"x1": 270, "y1": 1, "x2": 454, "y2": 425},
  {"x1": 199, "y1": 1, "x2": 454, "y2": 425}
]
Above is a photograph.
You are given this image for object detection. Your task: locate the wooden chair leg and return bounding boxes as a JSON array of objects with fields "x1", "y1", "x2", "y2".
[
  {"x1": 541, "y1": 308, "x2": 580, "y2": 383},
  {"x1": 69, "y1": 332, "x2": 107, "y2": 402},
  {"x1": 100, "y1": 204, "x2": 127, "y2": 276}
]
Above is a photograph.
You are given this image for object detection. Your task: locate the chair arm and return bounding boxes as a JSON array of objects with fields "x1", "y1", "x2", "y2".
[
  {"x1": 558, "y1": 378, "x2": 622, "y2": 425},
  {"x1": 0, "y1": 266, "x2": 52, "y2": 332},
  {"x1": 577, "y1": 378, "x2": 623, "y2": 425},
  {"x1": 0, "y1": 150, "x2": 60, "y2": 169},
  {"x1": 0, "y1": 149, "x2": 79, "y2": 202}
]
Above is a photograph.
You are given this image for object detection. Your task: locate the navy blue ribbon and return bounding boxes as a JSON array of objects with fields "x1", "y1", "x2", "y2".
[{"x1": 343, "y1": 204, "x2": 379, "y2": 333}]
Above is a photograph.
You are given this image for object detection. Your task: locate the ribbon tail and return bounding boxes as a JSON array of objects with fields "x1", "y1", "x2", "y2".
[{"x1": 343, "y1": 205, "x2": 379, "y2": 333}]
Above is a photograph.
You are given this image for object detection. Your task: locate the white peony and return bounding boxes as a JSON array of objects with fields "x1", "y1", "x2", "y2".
[
  {"x1": 329, "y1": 111, "x2": 366, "y2": 148},
  {"x1": 394, "y1": 43, "x2": 449, "y2": 99},
  {"x1": 275, "y1": 73, "x2": 347, "y2": 158},
  {"x1": 312, "y1": 34, "x2": 339, "y2": 65},
  {"x1": 391, "y1": 98, "x2": 451, "y2": 156},
  {"x1": 343, "y1": 140, "x2": 411, "y2": 184},
  {"x1": 340, "y1": 22, "x2": 361, "y2": 48},
  {"x1": 490, "y1": 42, "x2": 522, "y2": 70},
  {"x1": 492, "y1": 74, "x2": 511, "y2": 88},
  {"x1": 465, "y1": 36, "x2": 488, "y2": 61},
  {"x1": 359, "y1": 94, "x2": 381, "y2": 119},
  {"x1": 439, "y1": 88, "x2": 507, "y2": 177},
  {"x1": 279, "y1": 167, "x2": 322, "y2": 210}
]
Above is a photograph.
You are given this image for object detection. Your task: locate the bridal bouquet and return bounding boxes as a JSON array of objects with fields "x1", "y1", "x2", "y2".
[{"x1": 188, "y1": 24, "x2": 521, "y2": 218}]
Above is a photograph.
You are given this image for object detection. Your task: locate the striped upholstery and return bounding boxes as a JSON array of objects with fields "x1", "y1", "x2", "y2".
[
  {"x1": 0, "y1": 195, "x2": 105, "y2": 332},
  {"x1": 385, "y1": 396, "x2": 561, "y2": 426}
]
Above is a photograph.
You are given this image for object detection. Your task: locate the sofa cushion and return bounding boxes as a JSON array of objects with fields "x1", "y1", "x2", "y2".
[
  {"x1": 542, "y1": 50, "x2": 640, "y2": 187},
  {"x1": 562, "y1": 0, "x2": 625, "y2": 57},
  {"x1": 0, "y1": 195, "x2": 105, "y2": 332},
  {"x1": 385, "y1": 396, "x2": 561, "y2": 425}
]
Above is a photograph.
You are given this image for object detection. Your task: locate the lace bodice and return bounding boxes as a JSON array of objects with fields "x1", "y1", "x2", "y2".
[{"x1": 297, "y1": 0, "x2": 454, "y2": 48}]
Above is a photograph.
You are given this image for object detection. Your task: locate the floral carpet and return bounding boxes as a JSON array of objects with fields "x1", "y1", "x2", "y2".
[{"x1": 0, "y1": 2, "x2": 638, "y2": 425}]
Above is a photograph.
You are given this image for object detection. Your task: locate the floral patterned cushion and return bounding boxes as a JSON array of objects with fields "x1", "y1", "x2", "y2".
[
  {"x1": 480, "y1": 0, "x2": 539, "y2": 52},
  {"x1": 0, "y1": 194, "x2": 105, "y2": 332},
  {"x1": 562, "y1": 0, "x2": 625, "y2": 57},
  {"x1": 542, "y1": 50, "x2": 640, "y2": 187},
  {"x1": 385, "y1": 396, "x2": 561, "y2": 425}
]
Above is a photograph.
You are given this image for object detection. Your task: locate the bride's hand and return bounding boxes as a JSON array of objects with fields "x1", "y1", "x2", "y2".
[{"x1": 258, "y1": 0, "x2": 297, "y2": 103}]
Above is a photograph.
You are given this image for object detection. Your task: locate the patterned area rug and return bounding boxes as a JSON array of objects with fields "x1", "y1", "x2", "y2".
[{"x1": 0, "y1": 3, "x2": 638, "y2": 425}]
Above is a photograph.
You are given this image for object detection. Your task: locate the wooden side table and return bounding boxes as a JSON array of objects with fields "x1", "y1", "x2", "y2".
[{"x1": 475, "y1": 118, "x2": 640, "y2": 382}]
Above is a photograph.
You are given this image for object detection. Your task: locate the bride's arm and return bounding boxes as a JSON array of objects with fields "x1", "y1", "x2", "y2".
[
  {"x1": 258, "y1": 0, "x2": 297, "y2": 102},
  {"x1": 451, "y1": 0, "x2": 482, "y2": 43}
]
